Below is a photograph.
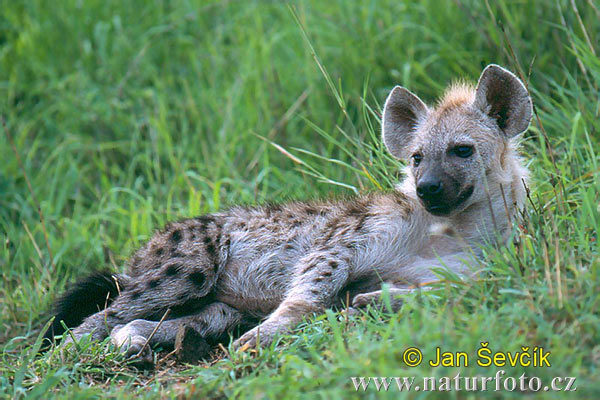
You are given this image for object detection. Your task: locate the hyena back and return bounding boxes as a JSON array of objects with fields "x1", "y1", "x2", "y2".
[{"x1": 47, "y1": 64, "x2": 532, "y2": 365}]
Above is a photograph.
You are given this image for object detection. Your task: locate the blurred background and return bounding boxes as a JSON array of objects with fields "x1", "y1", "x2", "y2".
[{"x1": 0, "y1": 1, "x2": 598, "y2": 396}]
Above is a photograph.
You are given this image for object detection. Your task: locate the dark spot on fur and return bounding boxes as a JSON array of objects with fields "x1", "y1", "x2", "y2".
[
  {"x1": 155, "y1": 247, "x2": 164, "y2": 256},
  {"x1": 206, "y1": 243, "x2": 216, "y2": 256},
  {"x1": 355, "y1": 214, "x2": 367, "y2": 232},
  {"x1": 267, "y1": 204, "x2": 282, "y2": 213},
  {"x1": 302, "y1": 263, "x2": 316, "y2": 274},
  {"x1": 131, "y1": 254, "x2": 143, "y2": 265},
  {"x1": 310, "y1": 290, "x2": 319, "y2": 295},
  {"x1": 314, "y1": 277, "x2": 323, "y2": 283},
  {"x1": 165, "y1": 264, "x2": 180, "y2": 276},
  {"x1": 171, "y1": 229, "x2": 183, "y2": 243},
  {"x1": 393, "y1": 191, "x2": 409, "y2": 203},
  {"x1": 196, "y1": 216, "x2": 214, "y2": 225},
  {"x1": 203, "y1": 236, "x2": 212, "y2": 244},
  {"x1": 148, "y1": 279, "x2": 160, "y2": 288},
  {"x1": 213, "y1": 262, "x2": 219, "y2": 272},
  {"x1": 322, "y1": 271, "x2": 332, "y2": 277},
  {"x1": 131, "y1": 290, "x2": 142, "y2": 300},
  {"x1": 393, "y1": 192, "x2": 412, "y2": 215},
  {"x1": 189, "y1": 271, "x2": 206, "y2": 287},
  {"x1": 329, "y1": 261, "x2": 338, "y2": 269},
  {"x1": 195, "y1": 216, "x2": 214, "y2": 232},
  {"x1": 305, "y1": 206, "x2": 317, "y2": 215},
  {"x1": 346, "y1": 202, "x2": 367, "y2": 217},
  {"x1": 186, "y1": 225, "x2": 198, "y2": 239},
  {"x1": 285, "y1": 244, "x2": 294, "y2": 250},
  {"x1": 106, "y1": 310, "x2": 117, "y2": 317},
  {"x1": 322, "y1": 220, "x2": 340, "y2": 243}
]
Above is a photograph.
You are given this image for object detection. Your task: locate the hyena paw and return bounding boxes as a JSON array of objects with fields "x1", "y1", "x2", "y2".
[
  {"x1": 233, "y1": 324, "x2": 277, "y2": 350},
  {"x1": 233, "y1": 327, "x2": 260, "y2": 350},
  {"x1": 351, "y1": 293, "x2": 375, "y2": 308},
  {"x1": 124, "y1": 336, "x2": 152, "y2": 358},
  {"x1": 351, "y1": 292, "x2": 405, "y2": 312},
  {"x1": 111, "y1": 325, "x2": 154, "y2": 367},
  {"x1": 339, "y1": 306, "x2": 360, "y2": 317},
  {"x1": 352, "y1": 290, "x2": 409, "y2": 312}
]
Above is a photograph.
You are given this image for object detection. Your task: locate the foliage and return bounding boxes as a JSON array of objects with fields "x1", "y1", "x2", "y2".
[{"x1": 0, "y1": 0, "x2": 598, "y2": 398}]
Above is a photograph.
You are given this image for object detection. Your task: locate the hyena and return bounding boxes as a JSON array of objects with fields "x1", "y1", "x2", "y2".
[{"x1": 45, "y1": 65, "x2": 532, "y2": 365}]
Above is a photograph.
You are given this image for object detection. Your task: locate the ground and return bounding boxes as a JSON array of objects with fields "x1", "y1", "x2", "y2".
[{"x1": 0, "y1": 0, "x2": 598, "y2": 398}]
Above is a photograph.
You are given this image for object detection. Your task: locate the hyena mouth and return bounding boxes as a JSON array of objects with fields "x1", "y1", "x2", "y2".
[
  {"x1": 456, "y1": 185, "x2": 474, "y2": 206},
  {"x1": 425, "y1": 186, "x2": 474, "y2": 216}
]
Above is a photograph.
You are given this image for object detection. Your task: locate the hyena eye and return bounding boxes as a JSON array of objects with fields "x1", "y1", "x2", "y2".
[
  {"x1": 411, "y1": 153, "x2": 423, "y2": 166},
  {"x1": 452, "y1": 145, "x2": 474, "y2": 158}
]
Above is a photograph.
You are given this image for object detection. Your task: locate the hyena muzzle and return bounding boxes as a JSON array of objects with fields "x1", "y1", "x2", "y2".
[{"x1": 44, "y1": 64, "x2": 532, "y2": 366}]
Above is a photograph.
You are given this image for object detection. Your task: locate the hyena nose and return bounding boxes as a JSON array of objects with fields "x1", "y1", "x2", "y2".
[{"x1": 416, "y1": 179, "x2": 443, "y2": 199}]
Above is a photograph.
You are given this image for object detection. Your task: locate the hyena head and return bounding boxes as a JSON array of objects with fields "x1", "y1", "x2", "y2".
[{"x1": 382, "y1": 64, "x2": 532, "y2": 217}]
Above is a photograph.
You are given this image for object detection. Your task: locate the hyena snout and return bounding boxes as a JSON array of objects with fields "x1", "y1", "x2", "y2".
[
  {"x1": 416, "y1": 174, "x2": 448, "y2": 215},
  {"x1": 416, "y1": 176, "x2": 443, "y2": 200},
  {"x1": 416, "y1": 171, "x2": 474, "y2": 216}
]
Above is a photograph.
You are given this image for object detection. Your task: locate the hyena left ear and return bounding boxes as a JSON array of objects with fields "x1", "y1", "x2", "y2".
[
  {"x1": 382, "y1": 86, "x2": 429, "y2": 160},
  {"x1": 474, "y1": 64, "x2": 533, "y2": 137}
]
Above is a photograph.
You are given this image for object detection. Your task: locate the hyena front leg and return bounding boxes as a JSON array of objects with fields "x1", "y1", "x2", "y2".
[
  {"x1": 111, "y1": 302, "x2": 245, "y2": 364},
  {"x1": 352, "y1": 252, "x2": 477, "y2": 311},
  {"x1": 234, "y1": 247, "x2": 350, "y2": 349}
]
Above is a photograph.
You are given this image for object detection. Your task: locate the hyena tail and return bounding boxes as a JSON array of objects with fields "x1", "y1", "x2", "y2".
[{"x1": 43, "y1": 270, "x2": 125, "y2": 345}]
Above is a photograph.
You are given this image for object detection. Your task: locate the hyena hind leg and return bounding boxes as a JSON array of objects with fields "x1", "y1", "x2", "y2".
[{"x1": 110, "y1": 302, "x2": 245, "y2": 365}]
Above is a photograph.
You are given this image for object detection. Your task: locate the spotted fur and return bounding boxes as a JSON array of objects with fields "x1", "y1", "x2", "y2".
[{"x1": 51, "y1": 65, "x2": 532, "y2": 364}]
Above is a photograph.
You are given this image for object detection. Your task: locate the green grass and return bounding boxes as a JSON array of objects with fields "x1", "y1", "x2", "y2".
[{"x1": 1, "y1": 0, "x2": 598, "y2": 398}]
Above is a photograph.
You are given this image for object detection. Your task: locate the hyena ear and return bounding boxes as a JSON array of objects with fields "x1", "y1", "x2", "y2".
[
  {"x1": 382, "y1": 86, "x2": 429, "y2": 159},
  {"x1": 474, "y1": 64, "x2": 533, "y2": 137}
]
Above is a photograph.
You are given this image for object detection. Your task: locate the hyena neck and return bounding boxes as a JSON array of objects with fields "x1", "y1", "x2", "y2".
[
  {"x1": 500, "y1": 139, "x2": 530, "y2": 215},
  {"x1": 458, "y1": 140, "x2": 529, "y2": 242}
]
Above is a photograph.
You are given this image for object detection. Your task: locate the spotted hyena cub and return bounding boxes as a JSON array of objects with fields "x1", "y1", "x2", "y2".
[{"x1": 46, "y1": 65, "x2": 532, "y2": 365}]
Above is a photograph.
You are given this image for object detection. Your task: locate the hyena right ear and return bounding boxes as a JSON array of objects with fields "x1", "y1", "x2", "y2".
[
  {"x1": 382, "y1": 86, "x2": 429, "y2": 160},
  {"x1": 474, "y1": 64, "x2": 533, "y2": 137}
]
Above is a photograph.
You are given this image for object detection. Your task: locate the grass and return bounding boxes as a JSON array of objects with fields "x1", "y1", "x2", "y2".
[{"x1": 0, "y1": 0, "x2": 598, "y2": 398}]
